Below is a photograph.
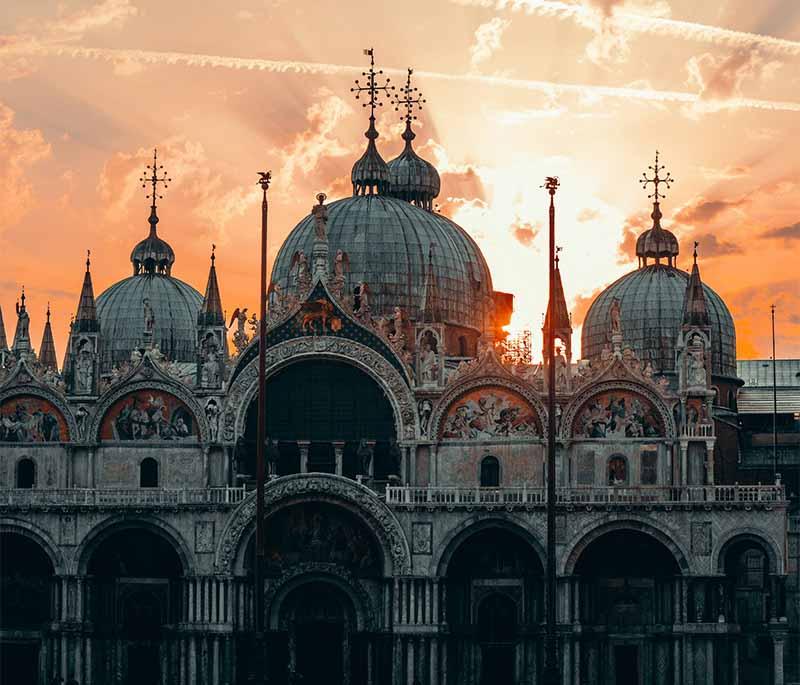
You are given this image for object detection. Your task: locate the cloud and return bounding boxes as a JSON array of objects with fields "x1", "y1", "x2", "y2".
[
  {"x1": 617, "y1": 211, "x2": 649, "y2": 262},
  {"x1": 0, "y1": 102, "x2": 51, "y2": 231},
  {"x1": 451, "y1": 0, "x2": 800, "y2": 58},
  {"x1": 7, "y1": 44, "x2": 800, "y2": 113},
  {"x1": 577, "y1": 207, "x2": 601, "y2": 222},
  {"x1": 684, "y1": 233, "x2": 741, "y2": 257},
  {"x1": 699, "y1": 165, "x2": 751, "y2": 180},
  {"x1": 674, "y1": 197, "x2": 745, "y2": 224},
  {"x1": 511, "y1": 219, "x2": 540, "y2": 247},
  {"x1": 570, "y1": 286, "x2": 605, "y2": 326},
  {"x1": 761, "y1": 221, "x2": 800, "y2": 241},
  {"x1": 686, "y1": 48, "x2": 781, "y2": 112},
  {"x1": 44, "y1": 0, "x2": 139, "y2": 41},
  {"x1": 469, "y1": 17, "x2": 512, "y2": 71}
]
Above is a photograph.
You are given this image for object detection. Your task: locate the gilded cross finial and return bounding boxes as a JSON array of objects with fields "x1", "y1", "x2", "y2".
[
  {"x1": 46, "y1": 302, "x2": 51, "y2": 323},
  {"x1": 693, "y1": 240, "x2": 699, "y2": 264},
  {"x1": 211, "y1": 243, "x2": 216, "y2": 266},
  {"x1": 394, "y1": 68, "x2": 425, "y2": 126},
  {"x1": 640, "y1": 150, "x2": 674, "y2": 203},
  {"x1": 351, "y1": 48, "x2": 394, "y2": 132},
  {"x1": 86, "y1": 249, "x2": 91, "y2": 272},
  {"x1": 140, "y1": 148, "x2": 171, "y2": 214}
]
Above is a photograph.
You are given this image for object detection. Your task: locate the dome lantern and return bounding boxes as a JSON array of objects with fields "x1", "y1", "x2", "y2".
[
  {"x1": 131, "y1": 149, "x2": 175, "y2": 276},
  {"x1": 387, "y1": 68, "x2": 441, "y2": 212},
  {"x1": 635, "y1": 151, "x2": 679, "y2": 268}
]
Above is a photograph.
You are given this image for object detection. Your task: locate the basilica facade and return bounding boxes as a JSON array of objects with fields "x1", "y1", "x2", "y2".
[{"x1": 0, "y1": 64, "x2": 794, "y2": 685}]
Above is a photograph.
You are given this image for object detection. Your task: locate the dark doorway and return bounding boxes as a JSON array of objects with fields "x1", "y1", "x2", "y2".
[
  {"x1": 0, "y1": 642, "x2": 39, "y2": 685},
  {"x1": 296, "y1": 623, "x2": 344, "y2": 685},
  {"x1": 127, "y1": 644, "x2": 160, "y2": 685},
  {"x1": 478, "y1": 594, "x2": 517, "y2": 685},
  {"x1": 615, "y1": 645, "x2": 639, "y2": 685}
]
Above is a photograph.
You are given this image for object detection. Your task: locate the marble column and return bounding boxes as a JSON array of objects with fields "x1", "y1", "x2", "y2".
[
  {"x1": 773, "y1": 634, "x2": 786, "y2": 685},
  {"x1": 298, "y1": 441, "x2": 310, "y2": 474},
  {"x1": 333, "y1": 441, "x2": 345, "y2": 476}
]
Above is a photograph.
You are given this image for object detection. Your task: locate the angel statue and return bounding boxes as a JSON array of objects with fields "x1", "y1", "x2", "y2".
[
  {"x1": 331, "y1": 249, "x2": 350, "y2": 300},
  {"x1": 353, "y1": 281, "x2": 371, "y2": 318},
  {"x1": 229, "y1": 307, "x2": 249, "y2": 353},
  {"x1": 290, "y1": 250, "x2": 311, "y2": 295}
]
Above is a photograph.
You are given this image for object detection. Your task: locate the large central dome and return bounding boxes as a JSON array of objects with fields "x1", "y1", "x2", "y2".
[{"x1": 272, "y1": 195, "x2": 494, "y2": 333}]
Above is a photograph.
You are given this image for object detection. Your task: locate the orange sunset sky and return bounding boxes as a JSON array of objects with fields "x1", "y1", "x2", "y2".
[{"x1": 1, "y1": 0, "x2": 799, "y2": 363}]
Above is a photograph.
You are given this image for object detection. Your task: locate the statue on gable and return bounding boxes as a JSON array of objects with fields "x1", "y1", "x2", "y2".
[
  {"x1": 418, "y1": 330, "x2": 440, "y2": 386},
  {"x1": 353, "y1": 281, "x2": 371, "y2": 318},
  {"x1": 555, "y1": 346, "x2": 568, "y2": 388},
  {"x1": 687, "y1": 336, "x2": 707, "y2": 387},
  {"x1": 205, "y1": 398, "x2": 221, "y2": 442},
  {"x1": 389, "y1": 307, "x2": 406, "y2": 349},
  {"x1": 200, "y1": 335, "x2": 222, "y2": 387},
  {"x1": 229, "y1": 308, "x2": 249, "y2": 353},
  {"x1": 418, "y1": 399, "x2": 433, "y2": 435},
  {"x1": 291, "y1": 250, "x2": 311, "y2": 295},
  {"x1": 330, "y1": 249, "x2": 350, "y2": 300},
  {"x1": 75, "y1": 339, "x2": 94, "y2": 394},
  {"x1": 142, "y1": 298, "x2": 155, "y2": 334},
  {"x1": 15, "y1": 298, "x2": 30, "y2": 341},
  {"x1": 610, "y1": 297, "x2": 622, "y2": 336},
  {"x1": 356, "y1": 438, "x2": 373, "y2": 476},
  {"x1": 311, "y1": 193, "x2": 329, "y2": 241}
]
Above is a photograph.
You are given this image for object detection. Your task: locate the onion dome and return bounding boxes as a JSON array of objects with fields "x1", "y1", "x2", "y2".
[
  {"x1": 351, "y1": 120, "x2": 391, "y2": 196},
  {"x1": 387, "y1": 68, "x2": 440, "y2": 211},
  {"x1": 582, "y1": 153, "x2": 736, "y2": 378},
  {"x1": 96, "y1": 150, "x2": 202, "y2": 372}
]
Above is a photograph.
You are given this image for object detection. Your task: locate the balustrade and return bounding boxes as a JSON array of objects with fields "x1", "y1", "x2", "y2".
[{"x1": 0, "y1": 486, "x2": 247, "y2": 507}]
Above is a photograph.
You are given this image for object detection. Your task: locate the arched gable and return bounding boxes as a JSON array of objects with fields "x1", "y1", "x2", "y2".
[
  {"x1": 89, "y1": 379, "x2": 208, "y2": 443},
  {"x1": 0, "y1": 388, "x2": 75, "y2": 443},
  {"x1": 430, "y1": 379, "x2": 546, "y2": 442},
  {"x1": 223, "y1": 337, "x2": 418, "y2": 444},
  {"x1": 216, "y1": 474, "x2": 411, "y2": 576},
  {"x1": 561, "y1": 380, "x2": 675, "y2": 441}
]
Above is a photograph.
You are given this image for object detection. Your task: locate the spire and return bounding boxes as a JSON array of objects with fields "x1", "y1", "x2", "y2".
[
  {"x1": 387, "y1": 68, "x2": 441, "y2": 211},
  {"x1": 38, "y1": 303, "x2": 58, "y2": 370},
  {"x1": 198, "y1": 244, "x2": 225, "y2": 326},
  {"x1": 0, "y1": 303, "x2": 7, "y2": 352},
  {"x1": 12, "y1": 286, "x2": 33, "y2": 354},
  {"x1": 420, "y1": 244, "x2": 442, "y2": 322},
  {"x1": 543, "y1": 249, "x2": 572, "y2": 344},
  {"x1": 132, "y1": 149, "x2": 175, "y2": 275},
  {"x1": 635, "y1": 150, "x2": 679, "y2": 267},
  {"x1": 350, "y1": 48, "x2": 393, "y2": 196},
  {"x1": 682, "y1": 241, "x2": 710, "y2": 327},
  {"x1": 74, "y1": 250, "x2": 100, "y2": 333}
]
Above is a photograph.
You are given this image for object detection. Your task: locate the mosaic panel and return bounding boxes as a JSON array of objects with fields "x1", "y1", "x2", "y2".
[
  {"x1": 572, "y1": 390, "x2": 664, "y2": 439},
  {"x1": 440, "y1": 386, "x2": 541, "y2": 440},
  {"x1": 0, "y1": 395, "x2": 68, "y2": 442},
  {"x1": 100, "y1": 390, "x2": 198, "y2": 441}
]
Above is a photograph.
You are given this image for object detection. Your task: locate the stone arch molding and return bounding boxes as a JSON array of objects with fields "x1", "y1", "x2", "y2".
[
  {"x1": 713, "y1": 527, "x2": 784, "y2": 576},
  {"x1": 429, "y1": 376, "x2": 547, "y2": 442},
  {"x1": 0, "y1": 517, "x2": 66, "y2": 574},
  {"x1": 215, "y1": 474, "x2": 412, "y2": 575},
  {"x1": 561, "y1": 516, "x2": 691, "y2": 576},
  {"x1": 0, "y1": 384, "x2": 79, "y2": 443},
  {"x1": 223, "y1": 337, "x2": 418, "y2": 443},
  {"x1": 559, "y1": 379, "x2": 677, "y2": 442},
  {"x1": 88, "y1": 378, "x2": 210, "y2": 444}
]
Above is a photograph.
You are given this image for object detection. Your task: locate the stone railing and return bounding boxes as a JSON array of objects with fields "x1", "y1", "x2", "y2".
[
  {"x1": 681, "y1": 423, "x2": 715, "y2": 438},
  {"x1": 0, "y1": 487, "x2": 248, "y2": 508},
  {"x1": 385, "y1": 484, "x2": 786, "y2": 508}
]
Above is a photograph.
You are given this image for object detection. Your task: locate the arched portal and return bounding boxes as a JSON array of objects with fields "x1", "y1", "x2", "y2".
[
  {"x1": 0, "y1": 532, "x2": 54, "y2": 685},
  {"x1": 444, "y1": 526, "x2": 544, "y2": 685},
  {"x1": 87, "y1": 528, "x2": 184, "y2": 685},
  {"x1": 574, "y1": 529, "x2": 681, "y2": 685},
  {"x1": 241, "y1": 360, "x2": 397, "y2": 479}
]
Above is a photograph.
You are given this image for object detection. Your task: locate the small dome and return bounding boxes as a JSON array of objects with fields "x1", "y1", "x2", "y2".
[
  {"x1": 351, "y1": 121, "x2": 390, "y2": 196},
  {"x1": 581, "y1": 265, "x2": 737, "y2": 378},
  {"x1": 131, "y1": 212, "x2": 175, "y2": 276},
  {"x1": 272, "y1": 195, "x2": 494, "y2": 333},
  {"x1": 96, "y1": 274, "x2": 202, "y2": 372},
  {"x1": 635, "y1": 203, "x2": 679, "y2": 265},
  {"x1": 387, "y1": 124, "x2": 440, "y2": 211}
]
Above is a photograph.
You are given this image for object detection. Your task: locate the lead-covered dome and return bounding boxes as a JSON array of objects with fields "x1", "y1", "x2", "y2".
[
  {"x1": 272, "y1": 195, "x2": 493, "y2": 333},
  {"x1": 96, "y1": 212, "x2": 202, "y2": 372},
  {"x1": 582, "y1": 264, "x2": 736, "y2": 378}
]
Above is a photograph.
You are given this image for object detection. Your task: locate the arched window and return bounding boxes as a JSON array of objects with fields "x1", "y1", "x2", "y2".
[
  {"x1": 480, "y1": 456, "x2": 500, "y2": 487},
  {"x1": 16, "y1": 458, "x2": 36, "y2": 489},
  {"x1": 140, "y1": 458, "x2": 159, "y2": 488},
  {"x1": 458, "y1": 336, "x2": 468, "y2": 357}
]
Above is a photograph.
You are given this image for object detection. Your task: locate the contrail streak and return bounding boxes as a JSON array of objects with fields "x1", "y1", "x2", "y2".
[
  {"x1": 7, "y1": 43, "x2": 800, "y2": 112},
  {"x1": 452, "y1": 0, "x2": 800, "y2": 58}
]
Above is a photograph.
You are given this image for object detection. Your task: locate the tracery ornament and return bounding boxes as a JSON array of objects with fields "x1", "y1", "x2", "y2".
[
  {"x1": 223, "y1": 336, "x2": 418, "y2": 443},
  {"x1": 429, "y1": 349, "x2": 546, "y2": 442},
  {"x1": 215, "y1": 474, "x2": 412, "y2": 575},
  {"x1": 559, "y1": 379, "x2": 676, "y2": 442},
  {"x1": 87, "y1": 356, "x2": 209, "y2": 443}
]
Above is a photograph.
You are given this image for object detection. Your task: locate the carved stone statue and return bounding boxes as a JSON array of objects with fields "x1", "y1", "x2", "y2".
[
  {"x1": 388, "y1": 440, "x2": 402, "y2": 477},
  {"x1": 75, "y1": 405, "x2": 90, "y2": 438},
  {"x1": 75, "y1": 340, "x2": 94, "y2": 393},
  {"x1": 229, "y1": 308, "x2": 249, "y2": 353},
  {"x1": 688, "y1": 335, "x2": 706, "y2": 386},
  {"x1": 291, "y1": 251, "x2": 311, "y2": 294},
  {"x1": 389, "y1": 307, "x2": 406, "y2": 349},
  {"x1": 610, "y1": 297, "x2": 622, "y2": 336},
  {"x1": 311, "y1": 193, "x2": 328, "y2": 241},
  {"x1": 205, "y1": 398, "x2": 220, "y2": 442},
  {"x1": 331, "y1": 249, "x2": 350, "y2": 299},
  {"x1": 266, "y1": 437, "x2": 280, "y2": 475},
  {"x1": 555, "y1": 347, "x2": 568, "y2": 388},
  {"x1": 356, "y1": 438, "x2": 373, "y2": 476},
  {"x1": 201, "y1": 345, "x2": 221, "y2": 387},
  {"x1": 142, "y1": 298, "x2": 155, "y2": 333},
  {"x1": 15, "y1": 299, "x2": 30, "y2": 340},
  {"x1": 354, "y1": 282, "x2": 370, "y2": 316},
  {"x1": 418, "y1": 399, "x2": 433, "y2": 434}
]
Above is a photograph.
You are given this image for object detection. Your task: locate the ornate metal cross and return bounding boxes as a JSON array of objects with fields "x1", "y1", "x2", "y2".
[
  {"x1": 140, "y1": 148, "x2": 171, "y2": 211},
  {"x1": 394, "y1": 68, "x2": 425, "y2": 124},
  {"x1": 640, "y1": 150, "x2": 674, "y2": 202},
  {"x1": 350, "y1": 48, "x2": 394, "y2": 122}
]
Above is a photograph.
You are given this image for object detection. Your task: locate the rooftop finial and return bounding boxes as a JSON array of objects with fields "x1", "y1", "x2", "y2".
[
  {"x1": 139, "y1": 148, "x2": 171, "y2": 233},
  {"x1": 693, "y1": 240, "x2": 698, "y2": 265},
  {"x1": 640, "y1": 150, "x2": 674, "y2": 204},
  {"x1": 351, "y1": 48, "x2": 394, "y2": 140},
  {"x1": 86, "y1": 249, "x2": 91, "y2": 272},
  {"x1": 46, "y1": 302, "x2": 51, "y2": 323},
  {"x1": 394, "y1": 68, "x2": 425, "y2": 142},
  {"x1": 19, "y1": 285, "x2": 26, "y2": 311},
  {"x1": 211, "y1": 243, "x2": 216, "y2": 266}
]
